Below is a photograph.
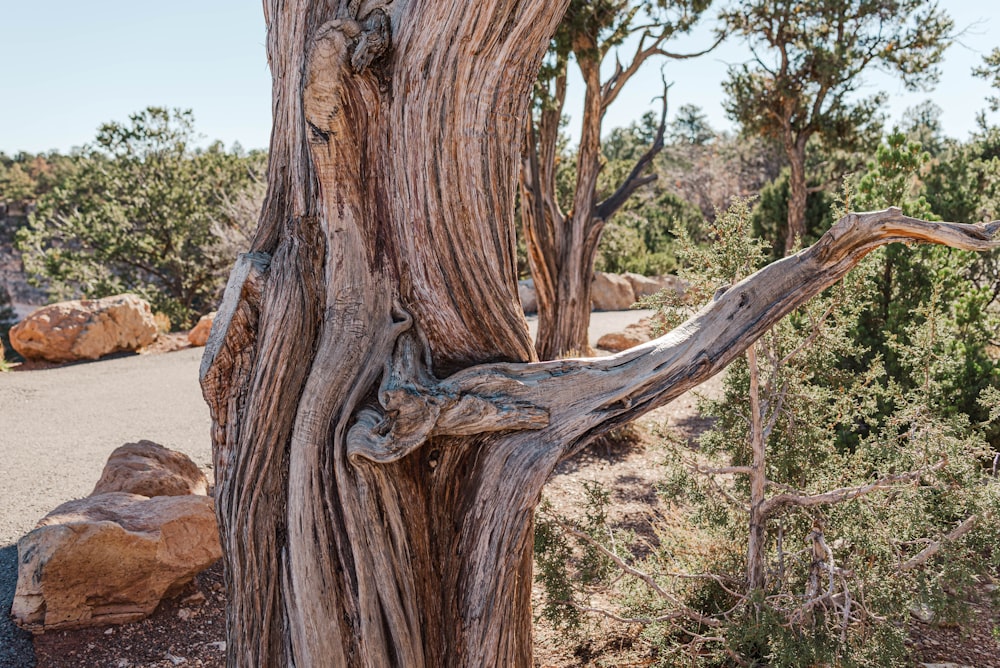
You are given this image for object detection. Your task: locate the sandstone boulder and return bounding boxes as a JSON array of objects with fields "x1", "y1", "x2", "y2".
[
  {"x1": 622, "y1": 272, "x2": 686, "y2": 299},
  {"x1": 12, "y1": 493, "x2": 221, "y2": 632},
  {"x1": 591, "y1": 272, "x2": 637, "y2": 311},
  {"x1": 518, "y1": 279, "x2": 537, "y2": 314},
  {"x1": 187, "y1": 312, "x2": 216, "y2": 347},
  {"x1": 9, "y1": 294, "x2": 157, "y2": 363},
  {"x1": 92, "y1": 441, "x2": 209, "y2": 498},
  {"x1": 596, "y1": 318, "x2": 655, "y2": 352}
]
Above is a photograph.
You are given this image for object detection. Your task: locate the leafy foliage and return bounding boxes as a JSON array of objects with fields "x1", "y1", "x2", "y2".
[
  {"x1": 848, "y1": 130, "x2": 1000, "y2": 446},
  {"x1": 0, "y1": 283, "x2": 16, "y2": 364},
  {"x1": 16, "y1": 108, "x2": 265, "y2": 328},
  {"x1": 974, "y1": 47, "x2": 1000, "y2": 113},
  {"x1": 536, "y1": 195, "x2": 1000, "y2": 665},
  {"x1": 722, "y1": 0, "x2": 951, "y2": 148}
]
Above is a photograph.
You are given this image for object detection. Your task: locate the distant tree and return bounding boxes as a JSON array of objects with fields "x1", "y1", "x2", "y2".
[
  {"x1": 669, "y1": 103, "x2": 714, "y2": 145},
  {"x1": 656, "y1": 131, "x2": 784, "y2": 222},
  {"x1": 520, "y1": 0, "x2": 714, "y2": 358},
  {"x1": 17, "y1": 107, "x2": 265, "y2": 328},
  {"x1": 0, "y1": 163, "x2": 36, "y2": 206},
  {"x1": 722, "y1": 0, "x2": 952, "y2": 255},
  {"x1": 973, "y1": 46, "x2": 1000, "y2": 113},
  {"x1": 751, "y1": 168, "x2": 837, "y2": 258},
  {"x1": 901, "y1": 100, "x2": 946, "y2": 156}
]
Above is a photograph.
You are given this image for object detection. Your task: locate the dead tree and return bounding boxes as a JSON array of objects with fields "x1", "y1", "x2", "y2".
[{"x1": 199, "y1": 0, "x2": 999, "y2": 664}]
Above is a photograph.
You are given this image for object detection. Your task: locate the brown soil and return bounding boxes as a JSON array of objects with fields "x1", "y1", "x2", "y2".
[{"x1": 33, "y1": 562, "x2": 227, "y2": 668}]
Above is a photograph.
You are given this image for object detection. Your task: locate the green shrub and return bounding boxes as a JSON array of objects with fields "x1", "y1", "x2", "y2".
[{"x1": 17, "y1": 108, "x2": 265, "y2": 328}]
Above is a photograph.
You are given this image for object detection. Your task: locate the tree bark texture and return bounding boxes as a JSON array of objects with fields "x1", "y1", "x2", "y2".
[
  {"x1": 785, "y1": 137, "x2": 809, "y2": 255},
  {"x1": 519, "y1": 37, "x2": 603, "y2": 360},
  {"x1": 199, "y1": 1, "x2": 1000, "y2": 665}
]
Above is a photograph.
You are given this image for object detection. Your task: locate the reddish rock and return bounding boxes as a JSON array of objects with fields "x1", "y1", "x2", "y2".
[
  {"x1": 92, "y1": 441, "x2": 209, "y2": 498},
  {"x1": 596, "y1": 318, "x2": 655, "y2": 352},
  {"x1": 12, "y1": 493, "x2": 221, "y2": 632},
  {"x1": 622, "y1": 272, "x2": 686, "y2": 299},
  {"x1": 9, "y1": 294, "x2": 157, "y2": 363},
  {"x1": 187, "y1": 312, "x2": 215, "y2": 347},
  {"x1": 591, "y1": 272, "x2": 637, "y2": 311}
]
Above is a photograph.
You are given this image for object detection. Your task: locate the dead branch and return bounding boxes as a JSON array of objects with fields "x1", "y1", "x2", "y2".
[
  {"x1": 557, "y1": 521, "x2": 722, "y2": 628},
  {"x1": 594, "y1": 78, "x2": 670, "y2": 222},
  {"x1": 760, "y1": 460, "x2": 946, "y2": 516},
  {"x1": 899, "y1": 514, "x2": 979, "y2": 571}
]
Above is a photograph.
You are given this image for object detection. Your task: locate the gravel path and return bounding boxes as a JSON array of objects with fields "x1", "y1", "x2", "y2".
[
  {"x1": 1, "y1": 347, "x2": 211, "y2": 667},
  {"x1": 0, "y1": 309, "x2": 652, "y2": 666}
]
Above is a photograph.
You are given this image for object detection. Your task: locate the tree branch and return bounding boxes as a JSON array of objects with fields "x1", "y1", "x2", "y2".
[
  {"x1": 594, "y1": 79, "x2": 670, "y2": 221},
  {"x1": 462, "y1": 209, "x2": 999, "y2": 459},
  {"x1": 601, "y1": 32, "x2": 721, "y2": 112},
  {"x1": 351, "y1": 210, "x2": 999, "y2": 467},
  {"x1": 899, "y1": 515, "x2": 978, "y2": 571},
  {"x1": 760, "y1": 459, "x2": 946, "y2": 516}
]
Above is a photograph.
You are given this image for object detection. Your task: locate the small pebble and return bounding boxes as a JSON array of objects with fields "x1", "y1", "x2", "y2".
[{"x1": 182, "y1": 591, "x2": 207, "y2": 607}]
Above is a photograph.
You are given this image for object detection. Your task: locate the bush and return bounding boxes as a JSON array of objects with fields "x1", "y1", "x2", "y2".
[
  {"x1": 17, "y1": 108, "x2": 265, "y2": 328},
  {"x1": 535, "y1": 194, "x2": 1000, "y2": 666}
]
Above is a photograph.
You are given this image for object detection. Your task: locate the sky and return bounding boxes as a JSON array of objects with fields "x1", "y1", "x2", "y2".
[{"x1": 1, "y1": 1, "x2": 998, "y2": 156}]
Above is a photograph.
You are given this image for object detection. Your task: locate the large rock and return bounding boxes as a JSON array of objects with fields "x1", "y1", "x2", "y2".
[
  {"x1": 622, "y1": 272, "x2": 686, "y2": 299},
  {"x1": 9, "y1": 294, "x2": 158, "y2": 363},
  {"x1": 12, "y1": 493, "x2": 221, "y2": 632},
  {"x1": 92, "y1": 441, "x2": 209, "y2": 498},
  {"x1": 187, "y1": 311, "x2": 216, "y2": 347},
  {"x1": 596, "y1": 318, "x2": 655, "y2": 352},
  {"x1": 518, "y1": 279, "x2": 537, "y2": 314},
  {"x1": 591, "y1": 272, "x2": 637, "y2": 311}
]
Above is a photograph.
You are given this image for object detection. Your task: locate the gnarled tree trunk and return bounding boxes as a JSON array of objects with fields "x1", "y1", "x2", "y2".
[{"x1": 200, "y1": 1, "x2": 1000, "y2": 666}]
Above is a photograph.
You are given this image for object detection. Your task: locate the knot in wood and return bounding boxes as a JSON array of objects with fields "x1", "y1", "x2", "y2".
[{"x1": 351, "y1": 9, "x2": 391, "y2": 74}]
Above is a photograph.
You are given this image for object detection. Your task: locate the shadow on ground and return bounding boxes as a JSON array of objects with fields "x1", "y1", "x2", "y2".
[{"x1": 0, "y1": 544, "x2": 35, "y2": 667}]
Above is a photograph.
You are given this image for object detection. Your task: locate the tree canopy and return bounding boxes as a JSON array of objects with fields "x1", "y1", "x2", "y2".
[{"x1": 722, "y1": 0, "x2": 953, "y2": 254}]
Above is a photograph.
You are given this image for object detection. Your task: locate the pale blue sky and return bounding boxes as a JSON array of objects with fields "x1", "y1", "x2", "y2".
[{"x1": 1, "y1": 1, "x2": 997, "y2": 155}]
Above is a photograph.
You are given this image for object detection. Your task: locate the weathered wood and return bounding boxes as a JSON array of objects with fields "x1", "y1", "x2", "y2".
[{"x1": 202, "y1": 0, "x2": 1000, "y2": 663}]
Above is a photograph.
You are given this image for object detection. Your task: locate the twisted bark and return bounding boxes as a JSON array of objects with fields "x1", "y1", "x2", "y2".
[{"x1": 200, "y1": 1, "x2": 1000, "y2": 664}]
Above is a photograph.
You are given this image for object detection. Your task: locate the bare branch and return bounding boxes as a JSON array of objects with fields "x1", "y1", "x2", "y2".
[
  {"x1": 693, "y1": 464, "x2": 755, "y2": 476},
  {"x1": 899, "y1": 515, "x2": 978, "y2": 571},
  {"x1": 760, "y1": 460, "x2": 946, "y2": 516},
  {"x1": 507, "y1": 210, "x2": 1000, "y2": 456},
  {"x1": 601, "y1": 32, "x2": 722, "y2": 112},
  {"x1": 594, "y1": 79, "x2": 671, "y2": 221},
  {"x1": 359, "y1": 210, "x2": 1000, "y2": 466}
]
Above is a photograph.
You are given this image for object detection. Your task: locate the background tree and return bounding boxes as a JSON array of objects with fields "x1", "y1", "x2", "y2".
[
  {"x1": 973, "y1": 47, "x2": 1000, "y2": 113},
  {"x1": 16, "y1": 107, "x2": 265, "y2": 327},
  {"x1": 199, "y1": 1, "x2": 998, "y2": 665},
  {"x1": 669, "y1": 103, "x2": 715, "y2": 145},
  {"x1": 722, "y1": 0, "x2": 952, "y2": 255},
  {"x1": 520, "y1": 0, "x2": 713, "y2": 358}
]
